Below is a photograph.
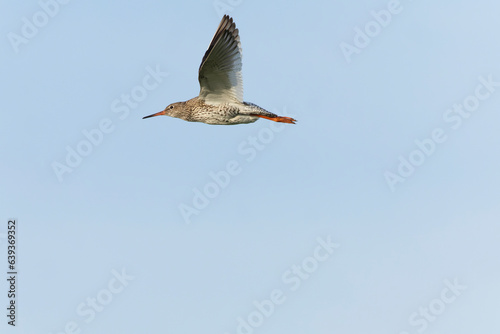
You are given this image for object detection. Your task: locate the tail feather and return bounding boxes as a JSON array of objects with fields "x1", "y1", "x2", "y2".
[{"x1": 243, "y1": 102, "x2": 296, "y2": 124}]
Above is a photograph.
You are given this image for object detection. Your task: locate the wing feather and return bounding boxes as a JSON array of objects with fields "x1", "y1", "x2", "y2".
[{"x1": 198, "y1": 15, "x2": 243, "y2": 105}]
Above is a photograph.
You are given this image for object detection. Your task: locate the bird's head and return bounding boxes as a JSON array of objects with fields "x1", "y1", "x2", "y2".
[{"x1": 142, "y1": 102, "x2": 185, "y2": 119}]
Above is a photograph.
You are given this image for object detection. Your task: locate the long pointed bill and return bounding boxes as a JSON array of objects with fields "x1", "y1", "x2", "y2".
[{"x1": 142, "y1": 110, "x2": 165, "y2": 119}]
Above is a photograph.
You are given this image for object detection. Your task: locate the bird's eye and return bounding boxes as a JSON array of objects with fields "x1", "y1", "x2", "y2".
[{"x1": 169, "y1": 105, "x2": 174, "y2": 109}]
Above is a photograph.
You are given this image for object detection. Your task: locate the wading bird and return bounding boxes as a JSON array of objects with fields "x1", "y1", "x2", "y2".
[{"x1": 142, "y1": 15, "x2": 296, "y2": 125}]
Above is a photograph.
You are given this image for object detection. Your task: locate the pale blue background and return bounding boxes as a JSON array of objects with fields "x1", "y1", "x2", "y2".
[{"x1": 1, "y1": 0, "x2": 499, "y2": 333}]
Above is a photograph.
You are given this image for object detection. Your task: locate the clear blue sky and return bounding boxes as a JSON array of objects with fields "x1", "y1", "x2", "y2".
[{"x1": 1, "y1": 0, "x2": 499, "y2": 333}]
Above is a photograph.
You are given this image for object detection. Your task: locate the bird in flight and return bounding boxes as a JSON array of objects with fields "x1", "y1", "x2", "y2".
[{"x1": 143, "y1": 15, "x2": 296, "y2": 125}]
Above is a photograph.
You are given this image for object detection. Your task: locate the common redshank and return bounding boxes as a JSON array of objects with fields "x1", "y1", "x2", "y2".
[{"x1": 142, "y1": 15, "x2": 296, "y2": 125}]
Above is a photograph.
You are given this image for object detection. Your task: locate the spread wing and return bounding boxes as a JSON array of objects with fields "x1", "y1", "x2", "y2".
[{"x1": 198, "y1": 15, "x2": 243, "y2": 105}]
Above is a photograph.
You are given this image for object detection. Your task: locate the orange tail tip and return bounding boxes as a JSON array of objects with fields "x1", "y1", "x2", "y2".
[{"x1": 250, "y1": 114, "x2": 297, "y2": 124}]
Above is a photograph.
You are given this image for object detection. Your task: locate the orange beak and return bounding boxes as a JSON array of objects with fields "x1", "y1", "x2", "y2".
[{"x1": 142, "y1": 110, "x2": 165, "y2": 119}]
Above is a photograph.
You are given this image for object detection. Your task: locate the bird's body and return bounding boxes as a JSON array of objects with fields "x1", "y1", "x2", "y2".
[
  {"x1": 161, "y1": 99, "x2": 281, "y2": 125},
  {"x1": 143, "y1": 15, "x2": 296, "y2": 125}
]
